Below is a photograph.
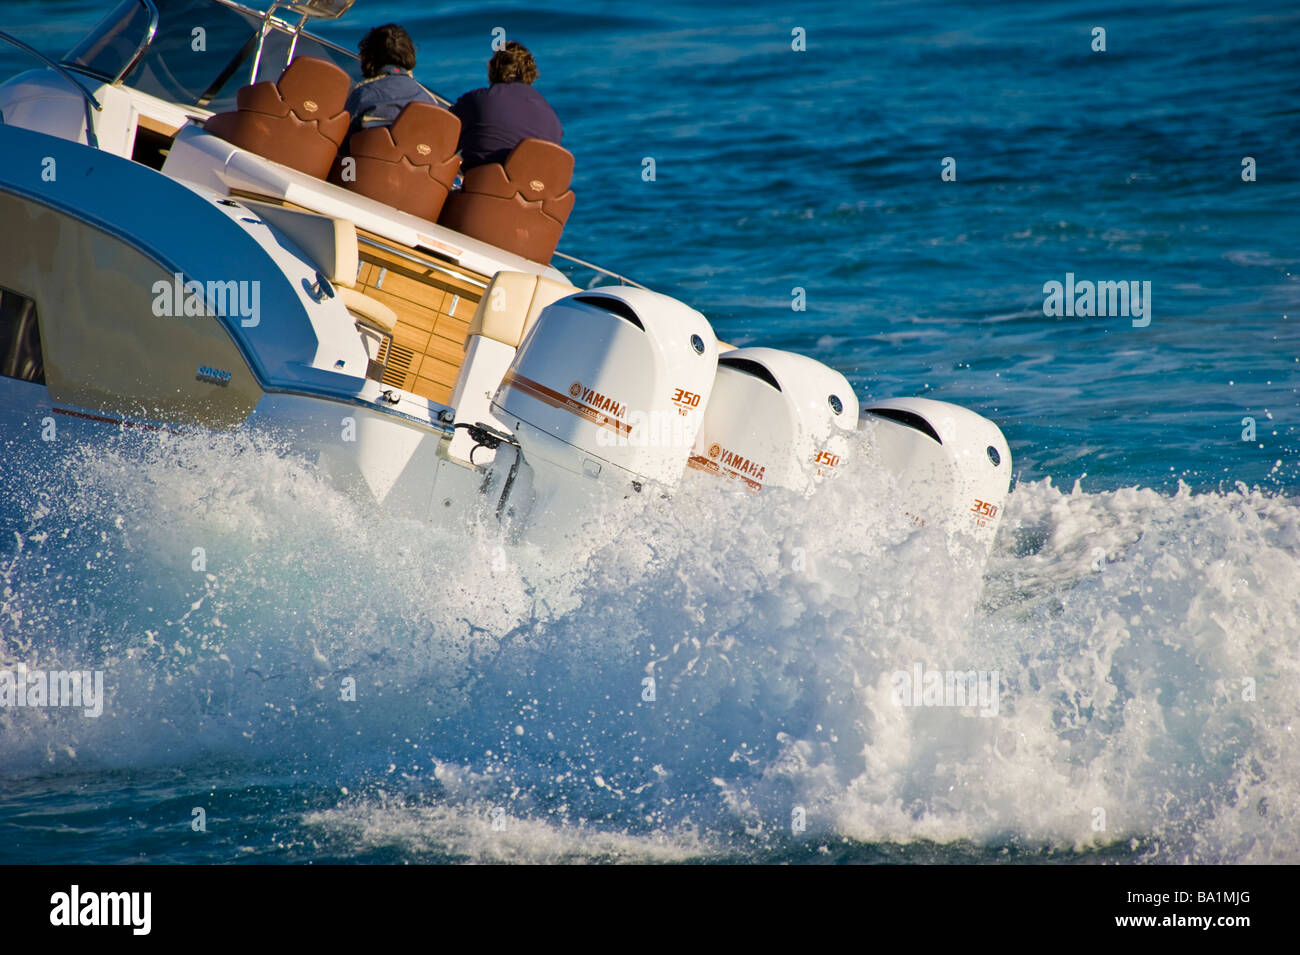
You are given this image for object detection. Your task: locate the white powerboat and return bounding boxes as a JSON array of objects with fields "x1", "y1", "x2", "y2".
[{"x1": 0, "y1": 0, "x2": 1011, "y2": 566}]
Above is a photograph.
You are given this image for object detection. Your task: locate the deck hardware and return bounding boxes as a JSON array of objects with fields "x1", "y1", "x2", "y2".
[{"x1": 306, "y1": 270, "x2": 335, "y2": 301}]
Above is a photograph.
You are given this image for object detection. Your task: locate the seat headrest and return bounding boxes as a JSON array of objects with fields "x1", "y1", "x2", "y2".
[
  {"x1": 504, "y1": 138, "x2": 574, "y2": 198},
  {"x1": 389, "y1": 101, "x2": 461, "y2": 151},
  {"x1": 276, "y1": 57, "x2": 351, "y2": 118}
]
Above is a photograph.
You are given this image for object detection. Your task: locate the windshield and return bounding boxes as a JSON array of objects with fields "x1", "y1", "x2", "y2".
[
  {"x1": 63, "y1": 0, "x2": 365, "y2": 114},
  {"x1": 63, "y1": 0, "x2": 157, "y2": 84}
]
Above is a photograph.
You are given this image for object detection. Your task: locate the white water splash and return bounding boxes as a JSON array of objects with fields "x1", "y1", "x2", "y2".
[{"x1": 1, "y1": 428, "x2": 1297, "y2": 863}]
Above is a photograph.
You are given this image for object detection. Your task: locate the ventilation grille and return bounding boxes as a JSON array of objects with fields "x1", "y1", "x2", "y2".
[
  {"x1": 382, "y1": 342, "x2": 415, "y2": 387},
  {"x1": 718, "y1": 356, "x2": 781, "y2": 391},
  {"x1": 572, "y1": 295, "x2": 644, "y2": 330},
  {"x1": 866, "y1": 408, "x2": 943, "y2": 444}
]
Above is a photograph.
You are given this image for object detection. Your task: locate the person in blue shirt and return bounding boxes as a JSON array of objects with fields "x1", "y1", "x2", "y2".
[
  {"x1": 450, "y1": 41, "x2": 563, "y2": 170},
  {"x1": 344, "y1": 24, "x2": 440, "y2": 137}
]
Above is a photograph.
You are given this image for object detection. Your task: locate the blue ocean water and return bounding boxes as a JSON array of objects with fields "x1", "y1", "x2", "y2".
[{"x1": 0, "y1": 0, "x2": 1297, "y2": 864}]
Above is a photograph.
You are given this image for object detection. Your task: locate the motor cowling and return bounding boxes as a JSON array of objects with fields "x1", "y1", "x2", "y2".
[
  {"x1": 492, "y1": 286, "x2": 719, "y2": 488},
  {"x1": 860, "y1": 396, "x2": 1012, "y2": 547},
  {"x1": 687, "y1": 347, "x2": 859, "y2": 493}
]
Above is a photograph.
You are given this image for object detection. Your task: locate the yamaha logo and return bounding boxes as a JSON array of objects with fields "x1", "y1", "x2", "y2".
[
  {"x1": 416, "y1": 143, "x2": 431, "y2": 156},
  {"x1": 569, "y1": 381, "x2": 582, "y2": 398},
  {"x1": 708, "y1": 443, "x2": 721, "y2": 459},
  {"x1": 529, "y1": 179, "x2": 545, "y2": 192},
  {"x1": 303, "y1": 99, "x2": 318, "y2": 112}
]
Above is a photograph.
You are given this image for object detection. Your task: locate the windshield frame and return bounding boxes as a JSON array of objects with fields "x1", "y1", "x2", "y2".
[
  {"x1": 122, "y1": 0, "x2": 161, "y2": 83},
  {"x1": 61, "y1": 0, "x2": 161, "y2": 86},
  {"x1": 59, "y1": 0, "x2": 391, "y2": 112}
]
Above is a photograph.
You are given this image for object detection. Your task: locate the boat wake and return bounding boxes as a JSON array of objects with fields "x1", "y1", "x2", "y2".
[{"x1": 1, "y1": 427, "x2": 1297, "y2": 863}]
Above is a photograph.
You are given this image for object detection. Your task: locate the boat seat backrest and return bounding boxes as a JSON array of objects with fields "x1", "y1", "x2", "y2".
[
  {"x1": 437, "y1": 138, "x2": 576, "y2": 264},
  {"x1": 204, "y1": 57, "x2": 352, "y2": 180},
  {"x1": 330, "y1": 102, "x2": 462, "y2": 221},
  {"x1": 467, "y1": 270, "x2": 577, "y2": 349}
]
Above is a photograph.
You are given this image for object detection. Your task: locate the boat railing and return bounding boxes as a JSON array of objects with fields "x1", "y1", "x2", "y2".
[
  {"x1": 250, "y1": 1, "x2": 354, "y2": 90},
  {"x1": 358, "y1": 233, "x2": 645, "y2": 295},
  {"x1": 551, "y1": 251, "x2": 649, "y2": 290},
  {"x1": 355, "y1": 233, "x2": 488, "y2": 289},
  {"x1": 0, "y1": 29, "x2": 105, "y2": 147}
]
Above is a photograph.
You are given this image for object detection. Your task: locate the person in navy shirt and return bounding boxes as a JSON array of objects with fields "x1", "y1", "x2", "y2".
[
  {"x1": 344, "y1": 24, "x2": 439, "y2": 137},
  {"x1": 450, "y1": 41, "x2": 563, "y2": 169}
]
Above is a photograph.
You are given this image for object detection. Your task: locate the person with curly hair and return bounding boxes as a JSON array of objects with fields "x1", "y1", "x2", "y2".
[
  {"x1": 450, "y1": 41, "x2": 563, "y2": 170},
  {"x1": 343, "y1": 24, "x2": 440, "y2": 137}
]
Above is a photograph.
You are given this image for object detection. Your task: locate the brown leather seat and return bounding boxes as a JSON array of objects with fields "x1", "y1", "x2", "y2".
[
  {"x1": 204, "y1": 57, "x2": 351, "y2": 180},
  {"x1": 329, "y1": 102, "x2": 462, "y2": 221},
  {"x1": 437, "y1": 138, "x2": 575, "y2": 263}
]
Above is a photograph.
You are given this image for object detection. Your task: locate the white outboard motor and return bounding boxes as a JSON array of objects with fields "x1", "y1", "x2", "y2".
[
  {"x1": 490, "y1": 287, "x2": 720, "y2": 521},
  {"x1": 860, "y1": 397, "x2": 1012, "y2": 552},
  {"x1": 687, "y1": 347, "x2": 859, "y2": 493}
]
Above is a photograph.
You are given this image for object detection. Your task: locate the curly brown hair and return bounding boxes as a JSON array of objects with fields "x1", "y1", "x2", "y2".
[
  {"x1": 358, "y1": 24, "x2": 417, "y2": 79},
  {"x1": 487, "y1": 41, "x2": 538, "y2": 85}
]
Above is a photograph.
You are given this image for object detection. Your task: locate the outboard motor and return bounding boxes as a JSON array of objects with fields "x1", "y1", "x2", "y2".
[
  {"x1": 860, "y1": 397, "x2": 1012, "y2": 552},
  {"x1": 489, "y1": 287, "x2": 719, "y2": 528},
  {"x1": 687, "y1": 347, "x2": 859, "y2": 494}
]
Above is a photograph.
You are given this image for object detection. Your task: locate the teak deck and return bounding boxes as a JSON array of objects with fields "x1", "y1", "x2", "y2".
[{"x1": 352, "y1": 231, "x2": 485, "y2": 406}]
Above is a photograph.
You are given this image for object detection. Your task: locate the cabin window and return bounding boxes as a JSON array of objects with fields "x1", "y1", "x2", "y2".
[{"x1": 0, "y1": 286, "x2": 45, "y2": 385}]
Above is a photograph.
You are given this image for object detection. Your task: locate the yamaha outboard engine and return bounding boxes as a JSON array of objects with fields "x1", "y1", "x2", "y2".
[
  {"x1": 488, "y1": 286, "x2": 719, "y2": 531},
  {"x1": 860, "y1": 396, "x2": 1012, "y2": 558},
  {"x1": 686, "y1": 347, "x2": 859, "y2": 494}
]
